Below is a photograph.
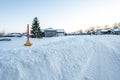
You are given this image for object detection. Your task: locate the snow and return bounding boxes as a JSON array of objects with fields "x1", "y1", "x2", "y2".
[
  {"x1": 100, "y1": 29, "x2": 108, "y2": 32},
  {"x1": 0, "y1": 35, "x2": 120, "y2": 80}
]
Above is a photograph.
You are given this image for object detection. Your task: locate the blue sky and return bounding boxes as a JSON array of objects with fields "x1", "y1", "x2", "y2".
[{"x1": 0, "y1": 0, "x2": 120, "y2": 33}]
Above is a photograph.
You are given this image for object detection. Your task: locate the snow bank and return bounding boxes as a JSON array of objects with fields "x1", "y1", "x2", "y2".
[{"x1": 0, "y1": 35, "x2": 120, "y2": 80}]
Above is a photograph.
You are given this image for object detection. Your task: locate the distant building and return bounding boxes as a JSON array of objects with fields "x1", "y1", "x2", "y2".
[
  {"x1": 42, "y1": 28, "x2": 65, "y2": 37},
  {"x1": 100, "y1": 29, "x2": 109, "y2": 35},
  {"x1": 44, "y1": 29, "x2": 57, "y2": 37},
  {"x1": 112, "y1": 28, "x2": 120, "y2": 35},
  {"x1": 67, "y1": 32, "x2": 80, "y2": 35},
  {"x1": 22, "y1": 32, "x2": 27, "y2": 36},
  {"x1": 5, "y1": 33, "x2": 22, "y2": 37},
  {"x1": 56, "y1": 29, "x2": 65, "y2": 36},
  {"x1": 95, "y1": 29, "x2": 112, "y2": 35}
]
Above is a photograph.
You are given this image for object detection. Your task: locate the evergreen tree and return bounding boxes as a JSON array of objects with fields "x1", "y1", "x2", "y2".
[{"x1": 31, "y1": 17, "x2": 42, "y2": 38}]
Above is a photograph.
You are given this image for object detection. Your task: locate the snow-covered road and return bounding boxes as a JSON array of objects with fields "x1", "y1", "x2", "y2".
[
  {"x1": 78, "y1": 36, "x2": 120, "y2": 80},
  {"x1": 0, "y1": 35, "x2": 120, "y2": 80}
]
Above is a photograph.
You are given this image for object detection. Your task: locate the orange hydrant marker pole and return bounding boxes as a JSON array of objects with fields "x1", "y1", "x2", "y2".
[
  {"x1": 24, "y1": 24, "x2": 32, "y2": 46},
  {"x1": 27, "y1": 24, "x2": 29, "y2": 40}
]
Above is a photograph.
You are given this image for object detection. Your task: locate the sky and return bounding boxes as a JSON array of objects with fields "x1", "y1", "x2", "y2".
[{"x1": 0, "y1": 0, "x2": 120, "y2": 33}]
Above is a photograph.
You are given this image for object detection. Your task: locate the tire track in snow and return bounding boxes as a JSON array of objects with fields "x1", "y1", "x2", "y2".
[
  {"x1": 97, "y1": 39, "x2": 120, "y2": 80},
  {"x1": 77, "y1": 37, "x2": 98, "y2": 80},
  {"x1": 78, "y1": 36, "x2": 120, "y2": 80}
]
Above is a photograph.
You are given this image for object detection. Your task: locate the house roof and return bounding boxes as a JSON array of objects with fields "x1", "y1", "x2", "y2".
[
  {"x1": 41, "y1": 28, "x2": 64, "y2": 33},
  {"x1": 112, "y1": 28, "x2": 120, "y2": 31},
  {"x1": 100, "y1": 29, "x2": 108, "y2": 32},
  {"x1": 56, "y1": 29, "x2": 64, "y2": 32}
]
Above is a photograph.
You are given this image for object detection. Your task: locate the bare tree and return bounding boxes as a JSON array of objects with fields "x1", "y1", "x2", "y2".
[
  {"x1": 118, "y1": 22, "x2": 120, "y2": 28},
  {"x1": 113, "y1": 23, "x2": 118, "y2": 29},
  {"x1": 104, "y1": 25, "x2": 110, "y2": 29},
  {"x1": 79, "y1": 29, "x2": 83, "y2": 33},
  {"x1": 0, "y1": 30, "x2": 4, "y2": 37}
]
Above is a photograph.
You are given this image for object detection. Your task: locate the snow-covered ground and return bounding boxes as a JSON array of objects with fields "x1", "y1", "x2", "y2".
[{"x1": 0, "y1": 35, "x2": 120, "y2": 80}]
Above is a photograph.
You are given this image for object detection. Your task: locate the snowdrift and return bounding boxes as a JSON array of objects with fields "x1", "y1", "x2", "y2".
[{"x1": 0, "y1": 35, "x2": 120, "y2": 80}]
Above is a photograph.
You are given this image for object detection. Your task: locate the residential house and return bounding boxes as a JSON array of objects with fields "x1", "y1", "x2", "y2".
[
  {"x1": 112, "y1": 28, "x2": 120, "y2": 35},
  {"x1": 42, "y1": 28, "x2": 65, "y2": 37}
]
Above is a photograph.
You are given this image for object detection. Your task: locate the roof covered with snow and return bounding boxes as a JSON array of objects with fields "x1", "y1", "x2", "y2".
[
  {"x1": 112, "y1": 28, "x2": 120, "y2": 31},
  {"x1": 100, "y1": 29, "x2": 109, "y2": 32},
  {"x1": 41, "y1": 28, "x2": 64, "y2": 33},
  {"x1": 56, "y1": 29, "x2": 64, "y2": 32}
]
